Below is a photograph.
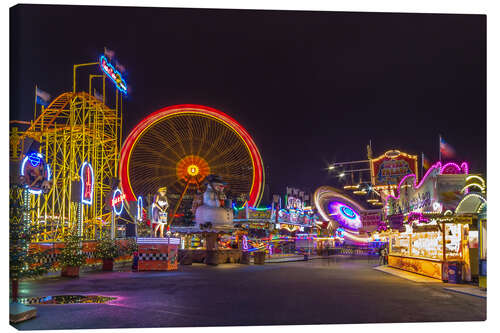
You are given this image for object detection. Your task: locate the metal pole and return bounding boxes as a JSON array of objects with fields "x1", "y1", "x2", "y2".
[
  {"x1": 439, "y1": 134, "x2": 442, "y2": 162},
  {"x1": 134, "y1": 215, "x2": 138, "y2": 238},
  {"x1": 111, "y1": 211, "x2": 116, "y2": 240},
  {"x1": 168, "y1": 179, "x2": 191, "y2": 228}
]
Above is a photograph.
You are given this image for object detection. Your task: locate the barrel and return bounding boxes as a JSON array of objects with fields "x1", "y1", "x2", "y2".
[{"x1": 447, "y1": 262, "x2": 462, "y2": 284}]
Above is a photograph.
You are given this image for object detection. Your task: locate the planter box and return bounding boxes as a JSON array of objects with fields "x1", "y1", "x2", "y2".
[
  {"x1": 102, "y1": 259, "x2": 114, "y2": 271},
  {"x1": 254, "y1": 252, "x2": 266, "y2": 265},
  {"x1": 240, "y1": 251, "x2": 251, "y2": 265},
  {"x1": 61, "y1": 266, "x2": 80, "y2": 277}
]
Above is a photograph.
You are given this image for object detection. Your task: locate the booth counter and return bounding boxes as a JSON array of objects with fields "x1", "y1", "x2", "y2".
[{"x1": 388, "y1": 223, "x2": 465, "y2": 280}]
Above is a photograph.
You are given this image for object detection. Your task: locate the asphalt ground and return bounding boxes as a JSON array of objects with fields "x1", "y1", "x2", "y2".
[{"x1": 12, "y1": 256, "x2": 486, "y2": 330}]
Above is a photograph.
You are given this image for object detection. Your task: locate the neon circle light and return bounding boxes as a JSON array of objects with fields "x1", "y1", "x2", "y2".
[
  {"x1": 119, "y1": 104, "x2": 265, "y2": 207},
  {"x1": 20, "y1": 152, "x2": 51, "y2": 195},
  {"x1": 112, "y1": 189, "x2": 125, "y2": 215},
  {"x1": 340, "y1": 206, "x2": 356, "y2": 219},
  {"x1": 187, "y1": 164, "x2": 200, "y2": 176}
]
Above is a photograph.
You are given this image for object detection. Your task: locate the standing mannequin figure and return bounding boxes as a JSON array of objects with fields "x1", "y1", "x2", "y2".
[{"x1": 152, "y1": 187, "x2": 169, "y2": 237}]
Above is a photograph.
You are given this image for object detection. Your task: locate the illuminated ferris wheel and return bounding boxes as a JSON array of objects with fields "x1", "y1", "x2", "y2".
[{"x1": 119, "y1": 104, "x2": 265, "y2": 212}]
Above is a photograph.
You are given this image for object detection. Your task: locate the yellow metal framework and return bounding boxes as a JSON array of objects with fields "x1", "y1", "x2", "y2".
[{"x1": 10, "y1": 64, "x2": 123, "y2": 242}]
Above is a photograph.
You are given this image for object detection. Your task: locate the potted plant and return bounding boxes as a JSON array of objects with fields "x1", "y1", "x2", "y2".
[
  {"x1": 95, "y1": 238, "x2": 120, "y2": 271},
  {"x1": 59, "y1": 235, "x2": 86, "y2": 277},
  {"x1": 10, "y1": 186, "x2": 54, "y2": 301}
]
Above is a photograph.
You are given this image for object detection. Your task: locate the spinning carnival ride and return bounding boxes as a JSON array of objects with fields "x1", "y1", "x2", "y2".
[
  {"x1": 119, "y1": 104, "x2": 265, "y2": 219},
  {"x1": 314, "y1": 186, "x2": 373, "y2": 243}
]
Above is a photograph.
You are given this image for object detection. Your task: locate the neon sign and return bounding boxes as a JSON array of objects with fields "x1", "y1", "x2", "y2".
[
  {"x1": 370, "y1": 150, "x2": 418, "y2": 187},
  {"x1": 80, "y1": 162, "x2": 94, "y2": 205},
  {"x1": 20, "y1": 152, "x2": 51, "y2": 195},
  {"x1": 112, "y1": 189, "x2": 126, "y2": 215},
  {"x1": 385, "y1": 161, "x2": 469, "y2": 215},
  {"x1": 242, "y1": 235, "x2": 248, "y2": 250},
  {"x1": 100, "y1": 55, "x2": 127, "y2": 94}
]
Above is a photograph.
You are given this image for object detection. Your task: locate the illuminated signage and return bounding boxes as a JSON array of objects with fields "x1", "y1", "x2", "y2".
[
  {"x1": 360, "y1": 212, "x2": 382, "y2": 232},
  {"x1": 286, "y1": 196, "x2": 304, "y2": 210},
  {"x1": 370, "y1": 150, "x2": 418, "y2": 187},
  {"x1": 111, "y1": 189, "x2": 125, "y2": 215},
  {"x1": 385, "y1": 161, "x2": 467, "y2": 216},
  {"x1": 20, "y1": 152, "x2": 51, "y2": 195},
  {"x1": 80, "y1": 162, "x2": 94, "y2": 205},
  {"x1": 248, "y1": 209, "x2": 272, "y2": 220},
  {"x1": 100, "y1": 55, "x2": 127, "y2": 94},
  {"x1": 242, "y1": 235, "x2": 248, "y2": 250}
]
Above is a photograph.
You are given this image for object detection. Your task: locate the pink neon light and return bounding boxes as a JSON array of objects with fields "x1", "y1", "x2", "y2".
[
  {"x1": 407, "y1": 212, "x2": 428, "y2": 223},
  {"x1": 385, "y1": 162, "x2": 441, "y2": 204},
  {"x1": 460, "y1": 162, "x2": 469, "y2": 174},
  {"x1": 440, "y1": 162, "x2": 469, "y2": 175},
  {"x1": 440, "y1": 162, "x2": 460, "y2": 174},
  {"x1": 385, "y1": 161, "x2": 469, "y2": 206}
]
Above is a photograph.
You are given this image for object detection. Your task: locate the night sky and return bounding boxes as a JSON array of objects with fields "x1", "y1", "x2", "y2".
[{"x1": 10, "y1": 5, "x2": 486, "y2": 197}]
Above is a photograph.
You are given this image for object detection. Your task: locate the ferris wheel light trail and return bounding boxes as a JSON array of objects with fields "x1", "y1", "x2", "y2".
[{"x1": 119, "y1": 104, "x2": 265, "y2": 213}]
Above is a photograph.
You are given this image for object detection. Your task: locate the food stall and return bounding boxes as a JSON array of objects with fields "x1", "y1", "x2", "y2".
[
  {"x1": 388, "y1": 219, "x2": 465, "y2": 280},
  {"x1": 385, "y1": 161, "x2": 478, "y2": 281}
]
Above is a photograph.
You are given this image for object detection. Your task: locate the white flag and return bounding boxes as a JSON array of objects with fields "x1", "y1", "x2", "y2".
[
  {"x1": 94, "y1": 89, "x2": 103, "y2": 102},
  {"x1": 104, "y1": 47, "x2": 115, "y2": 59}
]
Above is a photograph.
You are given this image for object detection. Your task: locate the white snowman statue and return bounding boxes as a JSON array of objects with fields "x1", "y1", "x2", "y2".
[{"x1": 194, "y1": 175, "x2": 233, "y2": 230}]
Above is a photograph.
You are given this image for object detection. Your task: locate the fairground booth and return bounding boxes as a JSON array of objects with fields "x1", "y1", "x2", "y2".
[{"x1": 384, "y1": 161, "x2": 486, "y2": 284}]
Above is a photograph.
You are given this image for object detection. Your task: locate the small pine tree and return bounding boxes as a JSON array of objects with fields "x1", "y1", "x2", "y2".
[
  {"x1": 10, "y1": 185, "x2": 54, "y2": 302},
  {"x1": 95, "y1": 238, "x2": 120, "y2": 260},
  {"x1": 59, "y1": 234, "x2": 86, "y2": 268},
  {"x1": 122, "y1": 238, "x2": 138, "y2": 256}
]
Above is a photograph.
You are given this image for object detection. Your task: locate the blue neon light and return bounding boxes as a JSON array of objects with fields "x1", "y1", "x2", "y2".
[
  {"x1": 20, "y1": 153, "x2": 49, "y2": 195},
  {"x1": 100, "y1": 55, "x2": 127, "y2": 95},
  {"x1": 80, "y1": 162, "x2": 94, "y2": 205},
  {"x1": 340, "y1": 206, "x2": 356, "y2": 219},
  {"x1": 28, "y1": 153, "x2": 42, "y2": 167},
  {"x1": 112, "y1": 189, "x2": 125, "y2": 215},
  {"x1": 137, "y1": 196, "x2": 143, "y2": 221}
]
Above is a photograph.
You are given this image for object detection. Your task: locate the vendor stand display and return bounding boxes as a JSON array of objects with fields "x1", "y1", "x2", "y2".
[
  {"x1": 388, "y1": 221, "x2": 465, "y2": 280},
  {"x1": 385, "y1": 161, "x2": 485, "y2": 282},
  {"x1": 136, "y1": 237, "x2": 179, "y2": 271}
]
